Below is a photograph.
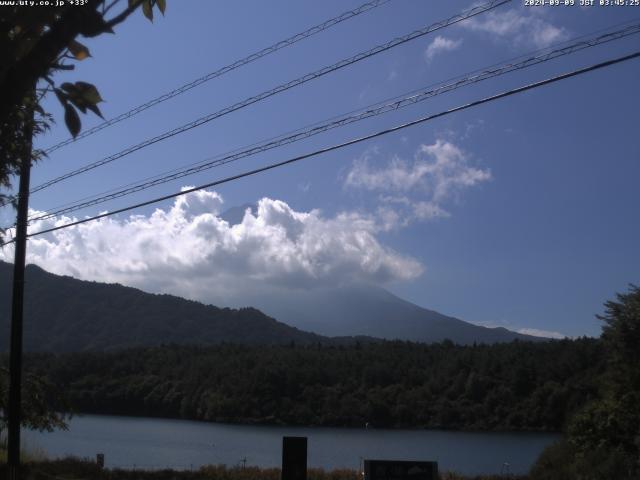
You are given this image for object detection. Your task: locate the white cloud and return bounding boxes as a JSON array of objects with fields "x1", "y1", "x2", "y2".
[
  {"x1": 462, "y1": 119, "x2": 485, "y2": 140},
  {"x1": 298, "y1": 182, "x2": 311, "y2": 193},
  {"x1": 516, "y1": 328, "x2": 567, "y2": 339},
  {"x1": 475, "y1": 320, "x2": 568, "y2": 339},
  {"x1": 425, "y1": 36, "x2": 463, "y2": 62},
  {"x1": 461, "y1": 9, "x2": 568, "y2": 48},
  {"x1": 344, "y1": 140, "x2": 490, "y2": 226},
  {"x1": 0, "y1": 190, "x2": 423, "y2": 304}
]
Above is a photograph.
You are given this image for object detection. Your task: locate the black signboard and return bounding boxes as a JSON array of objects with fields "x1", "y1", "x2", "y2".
[
  {"x1": 364, "y1": 460, "x2": 438, "y2": 480},
  {"x1": 282, "y1": 436, "x2": 307, "y2": 480}
]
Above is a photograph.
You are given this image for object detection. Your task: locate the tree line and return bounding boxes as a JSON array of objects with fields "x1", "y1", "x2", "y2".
[
  {"x1": 3, "y1": 284, "x2": 639, "y2": 479},
  {"x1": 17, "y1": 337, "x2": 605, "y2": 432}
]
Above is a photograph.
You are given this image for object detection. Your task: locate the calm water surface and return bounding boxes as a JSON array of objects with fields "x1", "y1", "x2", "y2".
[{"x1": 24, "y1": 414, "x2": 559, "y2": 475}]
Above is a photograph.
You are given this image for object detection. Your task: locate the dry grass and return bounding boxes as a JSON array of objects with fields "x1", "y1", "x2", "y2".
[{"x1": 0, "y1": 457, "x2": 529, "y2": 480}]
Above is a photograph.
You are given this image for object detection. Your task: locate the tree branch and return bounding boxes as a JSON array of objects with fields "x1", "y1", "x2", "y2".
[
  {"x1": 105, "y1": 0, "x2": 142, "y2": 29},
  {"x1": 0, "y1": 0, "x2": 141, "y2": 125},
  {"x1": 103, "y1": 0, "x2": 122, "y2": 16}
]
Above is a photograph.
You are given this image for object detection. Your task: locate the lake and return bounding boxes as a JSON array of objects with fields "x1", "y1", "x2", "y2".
[{"x1": 23, "y1": 414, "x2": 559, "y2": 476}]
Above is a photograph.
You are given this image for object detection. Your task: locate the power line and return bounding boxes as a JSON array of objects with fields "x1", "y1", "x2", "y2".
[
  {"x1": 6, "y1": 50, "x2": 637, "y2": 245},
  {"x1": 32, "y1": 18, "x2": 640, "y2": 220},
  {"x1": 42, "y1": 0, "x2": 393, "y2": 155},
  {"x1": 28, "y1": 0, "x2": 510, "y2": 196},
  {"x1": 26, "y1": 21, "x2": 640, "y2": 224}
]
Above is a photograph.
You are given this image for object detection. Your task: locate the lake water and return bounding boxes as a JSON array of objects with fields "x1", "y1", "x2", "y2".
[{"x1": 23, "y1": 414, "x2": 559, "y2": 476}]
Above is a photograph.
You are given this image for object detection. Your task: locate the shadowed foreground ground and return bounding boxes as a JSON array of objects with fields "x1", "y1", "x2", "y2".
[{"x1": 0, "y1": 459, "x2": 528, "y2": 479}]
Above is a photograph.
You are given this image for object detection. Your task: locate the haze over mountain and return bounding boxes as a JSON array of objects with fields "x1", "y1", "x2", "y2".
[
  {"x1": 0, "y1": 260, "x2": 544, "y2": 352},
  {"x1": 220, "y1": 283, "x2": 544, "y2": 344},
  {"x1": 0, "y1": 261, "x2": 327, "y2": 352},
  {"x1": 219, "y1": 205, "x2": 545, "y2": 344}
]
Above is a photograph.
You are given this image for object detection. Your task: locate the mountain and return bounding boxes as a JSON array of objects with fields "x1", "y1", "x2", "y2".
[
  {"x1": 0, "y1": 260, "x2": 544, "y2": 353},
  {"x1": 0, "y1": 261, "x2": 328, "y2": 352},
  {"x1": 217, "y1": 204, "x2": 546, "y2": 345},
  {"x1": 223, "y1": 283, "x2": 545, "y2": 345}
]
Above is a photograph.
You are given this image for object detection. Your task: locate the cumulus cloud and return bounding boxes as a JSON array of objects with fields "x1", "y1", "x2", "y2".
[
  {"x1": 425, "y1": 36, "x2": 463, "y2": 62},
  {"x1": 516, "y1": 328, "x2": 567, "y2": 339},
  {"x1": 461, "y1": 9, "x2": 568, "y2": 48},
  {"x1": 344, "y1": 140, "x2": 491, "y2": 227},
  {"x1": 0, "y1": 190, "x2": 423, "y2": 303}
]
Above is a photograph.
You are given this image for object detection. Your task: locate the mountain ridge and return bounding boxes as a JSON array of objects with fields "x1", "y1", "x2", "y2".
[
  {"x1": 0, "y1": 261, "x2": 330, "y2": 352},
  {"x1": 224, "y1": 282, "x2": 546, "y2": 344},
  {"x1": 0, "y1": 260, "x2": 545, "y2": 352}
]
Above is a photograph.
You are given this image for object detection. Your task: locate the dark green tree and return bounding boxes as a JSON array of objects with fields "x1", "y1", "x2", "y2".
[
  {"x1": 532, "y1": 286, "x2": 640, "y2": 479},
  {"x1": 569, "y1": 285, "x2": 640, "y2": 477},
  {"x1": 599, "y1": 285, "x2": 640, "y2": 395},
  {"x1": 0, "y1": 366, "x2": 69, "y2": 446},
  {"x1": 0, "y1": 0, "x2": 167, "y2": 439},
  {"x1": 0, "y1": 0, "x2": 166, "y2": 204}
]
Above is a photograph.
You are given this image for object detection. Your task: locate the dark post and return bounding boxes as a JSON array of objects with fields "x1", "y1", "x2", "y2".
[
  {"x1": 281, "y1": 436, "x2": 307, "y2": 480},
  {"x1": 7, "y1": 101, "x2": 34, "y2": 480}
]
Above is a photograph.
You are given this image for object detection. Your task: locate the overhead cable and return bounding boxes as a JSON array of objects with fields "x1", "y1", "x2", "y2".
[
  {"x1": 6, "y1": 50, "x2": 637, "y2": 245},
  {"x1": 27, "y1": 21, "x2": 640, "y2": 224},
  {"x1": 28, "y1": 0, "x2": 510, "y2": 196},
  {"x1": 42, "y1": 0, "x2": 394, "y2": 154}
]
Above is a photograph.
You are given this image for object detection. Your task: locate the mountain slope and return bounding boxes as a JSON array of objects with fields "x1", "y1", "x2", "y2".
[
  {"x1": 218, "y1": 204, "x2": 544, "y2": 344},
  {"x1": 0, "y1": 261, "x2": 544, "y2": 352},
  {"x1": 0, "y1": 261, "x2": 327, "y2": 352},
  {"x1": 227, "y1": 283, "x2": 545, "y2": 344}
]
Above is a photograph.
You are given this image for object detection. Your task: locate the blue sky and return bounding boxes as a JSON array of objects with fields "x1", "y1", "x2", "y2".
[{"x1": 2, "y1": 0, "x2": 639, "y2": 338}]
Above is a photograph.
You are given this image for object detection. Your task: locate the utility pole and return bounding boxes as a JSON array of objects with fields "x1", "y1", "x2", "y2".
[{"x1": 7, "y1": 98, "x2": 34, "y2": 480}]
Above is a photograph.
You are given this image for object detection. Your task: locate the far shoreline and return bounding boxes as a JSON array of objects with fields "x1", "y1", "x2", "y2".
[{"x1": 46, "y1": 411, "x2": 564, "y2": 436}]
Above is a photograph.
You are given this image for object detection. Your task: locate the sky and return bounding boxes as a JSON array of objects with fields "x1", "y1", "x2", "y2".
[{"x1": 1, "y1": 0, "x2": 639, "y2": 339}]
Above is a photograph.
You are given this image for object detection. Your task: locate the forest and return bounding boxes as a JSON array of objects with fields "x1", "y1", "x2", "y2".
[
  {"x1": 20, "y1": 337, "x2": 604, "y2": 432},
  {"x1": 2, "y1": 285, "x2": 639, "y2": 478}
]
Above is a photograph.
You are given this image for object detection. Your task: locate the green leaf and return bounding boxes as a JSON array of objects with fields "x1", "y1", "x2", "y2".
[
  {"x1": 142, "y1": 0, "x2": 153, "y2": 21},
  {"x1": 53, "y1": 88, "x2": 67, "y2": 106},
  {"x1": 64, "y1": 104, "x2": 81, "y2": 138},
  {"x1": 68, "y1": 97, "x2": 87, "y2": 114},
  {"x1": 60, "y1": 82, "x2": 75, "y2": 94},
  {"x1": 68, "y1": 40, "x2": 91, "y2": 60},
  {"x1": 86, "y1": 103, "x2": 104, "y2": 119},
  {"x1": 78, "y1": 9, "x2": 114, "y2": 37},
  {"x1": 156, "y1": 0, "x2": 166, "y2": 15},
  {"x1": 75, "y1": 82, "x2": 103, "y2": 104}
]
